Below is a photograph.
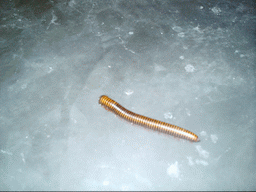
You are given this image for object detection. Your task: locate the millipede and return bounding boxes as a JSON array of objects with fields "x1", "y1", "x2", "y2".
[{"x1": 99, "y1": 95, "x2": 199, "y2": 142}]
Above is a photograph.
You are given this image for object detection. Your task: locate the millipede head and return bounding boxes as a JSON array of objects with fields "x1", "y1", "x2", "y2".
[{"x1": 99, "y1": 95, "x2": 106, "y2": 104}]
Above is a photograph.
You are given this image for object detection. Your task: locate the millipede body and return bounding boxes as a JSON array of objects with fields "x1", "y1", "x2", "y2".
[{"x1": 99, "y1": 95, "x2": 199, "y2": 142}]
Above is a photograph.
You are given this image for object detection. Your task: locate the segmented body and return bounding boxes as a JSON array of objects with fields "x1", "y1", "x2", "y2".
[{"x1": 99, "y1": 95, "x2": 199, "y2": 142}]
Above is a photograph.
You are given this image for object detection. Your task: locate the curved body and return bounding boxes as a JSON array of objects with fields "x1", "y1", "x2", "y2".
[{"x1": 99, "y1": 95, "x2": 199, "y2": 142}]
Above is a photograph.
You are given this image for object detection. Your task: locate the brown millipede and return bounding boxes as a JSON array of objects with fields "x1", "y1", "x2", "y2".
[{"x1": 99, "y1": 95, "x2": 199, "y2": 142}]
